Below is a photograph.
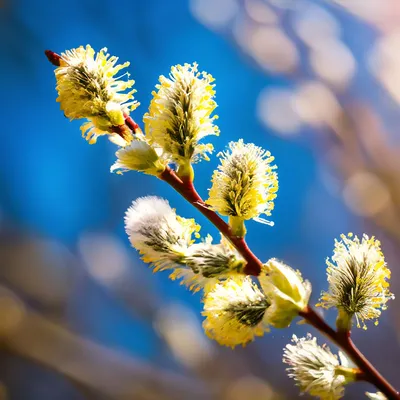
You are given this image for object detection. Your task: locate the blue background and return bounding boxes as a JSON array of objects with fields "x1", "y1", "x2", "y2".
[{"x1": 0, "y1": 0, "x2": 399, "y2": 399}]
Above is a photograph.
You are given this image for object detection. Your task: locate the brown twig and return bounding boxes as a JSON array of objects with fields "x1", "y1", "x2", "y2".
[{"x1": 1, "y1": 296, "x2": 212, "y2": 400}]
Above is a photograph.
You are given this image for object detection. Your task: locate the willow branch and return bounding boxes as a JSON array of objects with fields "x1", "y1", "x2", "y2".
[
  {"x1": 1, "y1": 296, "x2": 212, "y2": 400},
  {"x1": 44, "y1": 49, "x2": 399, "y2": 399}
]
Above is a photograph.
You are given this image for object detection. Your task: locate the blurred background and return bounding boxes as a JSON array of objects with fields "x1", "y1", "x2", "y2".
[{"x1": 1, "y1": 0, "x2": 400, "y2": 398}]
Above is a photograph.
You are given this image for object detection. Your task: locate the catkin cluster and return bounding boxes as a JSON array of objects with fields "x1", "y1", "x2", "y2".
[{"x1": 48, "y1": 45, "x2": 395, "y2": 400}]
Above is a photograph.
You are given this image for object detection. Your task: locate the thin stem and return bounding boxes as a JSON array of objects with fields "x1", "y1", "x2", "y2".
[
  {"x1": 45, "y1": 50, "x2": 61, "y2": 66},
  {"x1": 159, "y1": 167, "x2": 263, "y2": 275},
  {"x1": 300, "y1": 306, "x2": 400, "y2": 400},
  {"x1": 124, "y1": 114, "x2": 142, "y2": 135}
]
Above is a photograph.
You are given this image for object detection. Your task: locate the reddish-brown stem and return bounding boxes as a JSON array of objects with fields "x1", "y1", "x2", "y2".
[
  {"x1": 124, "y1": 115, "x2": 142, "y2": 135},
  {"x1": 45, "y1": 50, "x2": 61, "y2": 66},
  {"x1": 300, "y1": 306, "x2": 400, "y2": 400},
  {"x1": 159, "y1": 167, "x2": 263, "y2": 275}
]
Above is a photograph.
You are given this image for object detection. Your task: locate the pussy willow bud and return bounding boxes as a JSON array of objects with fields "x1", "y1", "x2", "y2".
[
  {"x1": 202, "y1": 276, "x2": 270, "y2": 348},
  {"x1": 171, "y1": 236, "x2": 247, "y2": 293},
  {"x1": 125, "y1": 196, "x2": 199, "y2": 285},
  {"x1": 259, "y1": 259, "x2": 311, "y2": 328},
  {"x1": 125, "y1": 197, "x2": 240, "y2": 292},
  {"x1": 283, "y1": 334, "x2": 355, "y2": 400},
  {"x1": 52, "y1": 45, "x2": 139, "y2": 144},
  {"x1": 111, "y1": 140, "x2": 168, "y2": 176},
  {"x1": 207, "y1": 140, "x2": 278, "y2": 235},
  {"x1": 144, "y1": 63, "x2": 219, "y2": 176},
  {"x1": 185, "y1": 237, "x2": 246, "y2": 278},
  {"x1": 318, "y1": 233, "x2": 394, "y2": 330}
]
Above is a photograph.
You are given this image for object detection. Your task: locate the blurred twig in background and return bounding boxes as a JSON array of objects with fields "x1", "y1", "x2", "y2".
[
  {"x1": 0, "y1": 228, "x2": 283, "y2": 399},
  {"x1": 0, "y1": 287, "x2": 211, "y2": 400}
]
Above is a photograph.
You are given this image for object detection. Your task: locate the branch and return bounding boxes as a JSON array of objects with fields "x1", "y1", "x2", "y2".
[
  {"x1": 0, "y1": 287, "x2": 212, "y2": 400},
  {"x1": 43, "y1": 50, "x2": 398, "y2": 396}
]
